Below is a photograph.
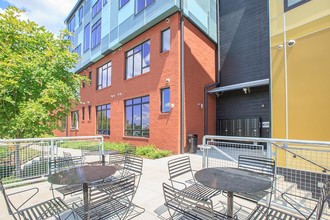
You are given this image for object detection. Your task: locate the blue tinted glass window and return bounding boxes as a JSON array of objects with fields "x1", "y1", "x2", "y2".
[
  {"x1": 103, "y1": 0, "x2": 107, "y2": 5},
  {"x1": 74, "y1": 44, "x2": 82, "y2": 56},
  {"x1": 284, "y1": 0, "x2": 310, "y2": 11},
  {"x1": 125, "y1": 96, "x2": 149, "y2": 137},
  {"x1": 96, "y1": 104, "x2": 110, "y2": 135},
  {"x1": 92, "y1": 0, "x2": 102, "y2": 17},
  {"x1": 136, "y1": 0, "x2": 154, "y2": 13},
  {"x1": 125, "y1": 40, "x2": 150, "y2": 79},
  {"x1": 84, "y1": 23, "x2": 90, "y2": 52},
  {"x1": 91, "y1": 19, "x2": 101, "y2": 49},
  {"x1": 161, "y1": 28, "x2": 170, "y2": 52},
  {"x1": 120, "y1": 0, "x2": 129, "y2": 8},
  {"x1": 78, "y1": 6, "x2": 83, "y2": 25},
  {"x1": 161, "y1": 88, "x2": 170, "y2": 113}
]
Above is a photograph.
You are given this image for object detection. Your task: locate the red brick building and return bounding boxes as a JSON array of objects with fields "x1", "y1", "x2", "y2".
[{"x1": 56, "y1": 1, "x2": 217, "y2": 154}]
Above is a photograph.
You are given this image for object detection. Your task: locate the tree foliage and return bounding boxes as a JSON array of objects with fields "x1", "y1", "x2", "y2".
[{"x1": 0, "y1": 7, "x2": 83, "y2": 138}]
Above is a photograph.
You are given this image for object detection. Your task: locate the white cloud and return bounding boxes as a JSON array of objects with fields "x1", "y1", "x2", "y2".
[{"x1": 7, "y1": 0, "x2": 77, "y2": 35}]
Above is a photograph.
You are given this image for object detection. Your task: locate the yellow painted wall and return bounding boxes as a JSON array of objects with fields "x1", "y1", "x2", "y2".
[{"x1": 271, "y1": 0, "x2": 330, "y2": 142}]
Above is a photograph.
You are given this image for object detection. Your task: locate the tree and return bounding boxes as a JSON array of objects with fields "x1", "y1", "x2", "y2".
[{"x1": 0, "y1": 7, "x2": 84, "y2": 139}]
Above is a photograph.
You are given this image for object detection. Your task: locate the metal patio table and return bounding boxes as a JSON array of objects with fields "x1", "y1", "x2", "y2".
[
  {"x1": 195, "y1": 167, "x2": 272, "y2": 219},
  {"x1": 48, "y1": 165, "x2": 117, "y2": 220}
]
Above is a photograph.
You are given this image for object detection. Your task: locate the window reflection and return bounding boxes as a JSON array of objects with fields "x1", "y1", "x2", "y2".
[{"x1": 125, "y1": 96, "x2": 149, "y2": 137}]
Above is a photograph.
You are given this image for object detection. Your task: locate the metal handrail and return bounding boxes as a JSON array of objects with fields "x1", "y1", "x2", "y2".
[{"x1": 272, "y1": 143, "x2": 330, "y2": 173}]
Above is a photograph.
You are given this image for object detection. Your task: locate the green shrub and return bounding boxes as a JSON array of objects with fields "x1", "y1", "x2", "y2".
[{"x1": 136, "y1": 145, "x2": 172, "y2": 159}]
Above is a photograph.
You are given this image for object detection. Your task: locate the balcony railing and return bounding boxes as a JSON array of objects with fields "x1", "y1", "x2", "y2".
[
  {"x1": 199, "y1": 135, "x2": 330, "y2": 219},
  {"x1": 0, "y1": 136, "x2": 104, "y2": 186}
]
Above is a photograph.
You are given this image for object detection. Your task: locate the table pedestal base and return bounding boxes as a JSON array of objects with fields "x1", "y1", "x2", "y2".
[{"x1": 227, "y1": 191, "x2": 234, "y2": 219}]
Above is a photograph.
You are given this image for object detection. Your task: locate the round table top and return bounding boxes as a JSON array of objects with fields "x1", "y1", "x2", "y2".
[
  {"x1": 48, "y1": 165, "x2": 116, "y2": 185},
  {"x1": 195, "y1": 167, "x2": 272, "y2": 193}
]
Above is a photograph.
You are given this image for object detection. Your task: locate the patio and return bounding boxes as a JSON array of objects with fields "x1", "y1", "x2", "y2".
[{"x1": 1, "y1": 136, "x2": 329, "y2": 220}]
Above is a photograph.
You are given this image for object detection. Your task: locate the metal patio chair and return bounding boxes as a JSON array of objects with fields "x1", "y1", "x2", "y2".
[
  {"x1": 49, "y1": 157, "x2": 83, "y2": 199},
  {"x1": 163, "y1": 182, "x2": 229, "y2": 220},
  {"x1": 168, "y1": 156, "x2": 221, "y2": 200},
  {"x1": 0, "y1": 179, "x2": 72, "y2": 220},
  {"x1": 236, "y1": 155, "x2": 276, "y2": 204},
  {"x1": 246, "y1": 180, "x2": 330, "y2": 220},
  {"x1": 73, "y1": 173, "x2": 145, "y2": 220}
]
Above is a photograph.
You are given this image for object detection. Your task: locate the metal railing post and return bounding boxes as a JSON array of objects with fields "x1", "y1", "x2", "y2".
[{"x1": 15, "y1": 143, "x2": 20, "y2": 178}]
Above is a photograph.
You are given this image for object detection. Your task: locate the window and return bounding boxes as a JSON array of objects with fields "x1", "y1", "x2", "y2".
[
  {"x1": 68, "y1": 16, "x2": 75, "y2": 45},
  {"x1": 82, "y1": 107, "x2": 85, "y2": 120},
  {"x1": 284, "y1": 0, "x2": 310, "y2": 11},
  {"x1": 82, "y1": 74, "x2": 86, "y2": 88},
  {"x1": 136, "y1": 0, "x2": 154, "y2": 14},
  {"x1": 96, "y1": 104, "x2": 110, "y2": 135},
  {"x1": 161, "y1": 28, "x2": 170, "y2": 52},
  {"x1": 91, "y1": 19, "x2": 101, "y2": 49},
  {"x1": 78, "y1": 6, "x2": 83, "y2": 25},
  {"x1": 74, "y1": 44, "x2": 82, "y2": 56},
  {"x1": 97, "y1": 62, "x2": 111, "y2": 90},
  {"x1": 84, "y1": 23, "x2": 90, "y2": 52},
  {"x1": 88, "y1": 105, "x2": 92, "y2": 120},
  {"x1": 60, "y1": 117, "x2": 67, "y2": 130},
  {"x1": 89, "y1": 71, "x2": 92, "y2": 86},
  {"x1": 125, "y1": 40, "x2": 150, "y2": 79},
  {"x1": 103, "y1": 0, "x2": 108, "y2": 5},
  {"x1": 161, "y1": 88, "x2": 170, "y2": 113},
  {"x1": 71, "y1": 111, "x2": 79, "y2": 129},
  {"x1": 92, "y1": 0, "x2": 102, "y2": 17},
  {"x1": 125, "y1": 96, "x2": 149, "y2": 137},
  {"x1": 120, "y1": 0, "x2": 129, "y2": 8}
]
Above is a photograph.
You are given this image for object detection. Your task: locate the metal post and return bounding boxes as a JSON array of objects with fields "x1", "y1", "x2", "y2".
[{"x1": 15, "y1": 144, "x2": 20, "y2": 178}]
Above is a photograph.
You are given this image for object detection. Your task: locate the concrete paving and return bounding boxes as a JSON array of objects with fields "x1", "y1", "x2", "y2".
[{"x1": 0, "y1": 152, "x2": 255, "y2": 220}]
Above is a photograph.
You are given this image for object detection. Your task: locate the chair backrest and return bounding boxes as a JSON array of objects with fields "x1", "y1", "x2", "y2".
[
  {"x1": 168, "y1": 156, "x2": 193, "y2": 180},
  {"x1": 162, "y1": 182, "x2": 215, "y2": 220},
  {"x1": 123, "y1": 156, "x2": 143, "y2": 188},
  {"x1": 238, "y1": 155, "x2": 275, "y2": 177},
  {"x1": 63, "y1": 151, "x2": 72, "y2": 158},
  {"x1": 314, "y1": 180, "x2": 330, "y2": 220},
  {"x1": 0, "y1": 179, "x2": 15, "y2": 215}
]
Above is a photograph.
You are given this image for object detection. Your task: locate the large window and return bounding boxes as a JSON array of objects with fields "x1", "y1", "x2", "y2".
[
  {"x1": 161, "y1": 88, "x2": 170, "y2": 113},
  {"x1": 125, "y1": 40, "x2": 150, "y2": 79},
  {"x1": 74, "y1": 44, "x2": 81, "y2": 56},
  {"x1": 125, "y1": 96, "x2": 149, "y2": 137},
  {"x1": 284, "y1": 0, "x2": 310, "y2": 11},
  {"x1": 96, "y1": 104, "x2": 110, "y2": 135},
  {"x1": 136, "y1": 0, "x2": 154, "y2": 14},
  {"x1": 92, "y1": 0, "x2": 102, "y2": 17},
  {"x1": 68, "y1": 16, "x2": 75, "y2": 45},
  {"x1": 84, "y1": 23, "x2": 90, "y2": 52},
  {"x1": 71, "y1": 111, "x2": 79, "y2": 129},
  {"x1": 89, "y1": 71, "x2": 92, "y2": 86},
  {"x1": 97, "y1": 62, "x2": 111, "y2": 90},
  {"x1": 78, "y1": 6, "x2": 83, "y2": 25},
  {"x1": 161, "y1": 28, "x2": 170, "y2": 53},
  {"x1": 91, "y1": 19, "x2": 101, "y2": 49},
  {"x1": 120, "y1": 0, "x2": 129, "y2": 8}
]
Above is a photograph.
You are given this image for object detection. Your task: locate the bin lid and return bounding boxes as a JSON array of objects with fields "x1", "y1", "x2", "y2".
[{"x1": 188, "y1": 134, "x2": 197, "y2": 137}]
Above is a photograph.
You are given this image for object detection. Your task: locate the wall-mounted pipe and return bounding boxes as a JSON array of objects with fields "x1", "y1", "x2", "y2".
[{"x1": 180, "y1": 0, "x2": 185, "y2": 154}]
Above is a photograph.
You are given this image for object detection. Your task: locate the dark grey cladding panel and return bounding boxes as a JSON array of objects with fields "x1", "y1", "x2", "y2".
[
  {"x1": 219, "y1": 0, "x2": 270, "y2": 86},
  {"x1": 119, "y1": 13, "x2": 143, "y2": 38},
  {"x1": 216, "y1": 86, "x2": 270, "y2": 138},
  {"x1": 84, "y1": 11, "x2": 92, "y2": 24},
  {"x1": 101, "y1": 34, "x2": 109, "y2": 54}
]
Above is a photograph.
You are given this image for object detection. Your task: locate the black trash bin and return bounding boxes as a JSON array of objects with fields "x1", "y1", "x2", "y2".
[{"x1": 188, "y1": 134, "x2": 198, "y2": 153}]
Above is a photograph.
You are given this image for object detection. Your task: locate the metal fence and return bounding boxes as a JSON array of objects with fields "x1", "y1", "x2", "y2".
[
  {"x1": 199, "y1": 135, "x2": 330, "y2": 219},
  {"x1": 0, "y1": 136, "x2": 103, "y2": 186}
]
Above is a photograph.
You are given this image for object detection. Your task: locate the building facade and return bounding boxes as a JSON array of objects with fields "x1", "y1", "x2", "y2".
[
  {"x1": 210, "y1": 0, "x2": 330, "y2": 143},
  {"x1": 55, "y1": 0, "x2": 218, "y2": 153}
]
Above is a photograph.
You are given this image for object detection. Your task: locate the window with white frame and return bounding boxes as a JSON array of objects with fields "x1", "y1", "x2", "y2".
[
  {"x1": 71, "y1": 111, "x2": 79, "y2": 129},
  {"x1": 161, "y1": 28, "x2": 170, "y2": 53}
]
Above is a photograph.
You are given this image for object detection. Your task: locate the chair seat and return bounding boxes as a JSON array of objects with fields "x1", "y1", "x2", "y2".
[
  {"x1": 181, "y1": 183, "x2": 221, "y2": 200},
  {"x1": 18, "y1": 197, "x2": 69, "y2": 220},
  {"x1": 246, "y1": 204, "x2": 303, "y2": 220},
  {"x1": 56, "y1": 184, "x2": 83, "y2": 196},
  {"x1": 74, "y1": 199, "x2": 130, "y2": 220},
  {"x1": 234, "y1": 190, "x2": 269, "y2": 203}
]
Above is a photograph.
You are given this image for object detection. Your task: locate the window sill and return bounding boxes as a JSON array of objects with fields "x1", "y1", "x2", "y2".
[
  {"x1": 123, "y1": 136, "x2": 149, "y2": 141},
  {"x1": 70, "y1": 128, "x2": 79, "y2": 131},
  {"x1": 160, "y1": 50, "x2": 170, "y2": 55},
  {"x1": 125, "y1": 71, "x2": 150, "y2": 82}
]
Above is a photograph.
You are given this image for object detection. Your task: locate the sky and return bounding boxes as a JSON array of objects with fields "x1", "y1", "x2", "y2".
[{"x1": 0, "y1": 0, "x2": 77, "y2": 35}]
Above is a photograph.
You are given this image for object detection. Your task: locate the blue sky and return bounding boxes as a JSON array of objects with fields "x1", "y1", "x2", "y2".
[{"x1": 0, "y1": 0, "x2": 76, "y2": 35}]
